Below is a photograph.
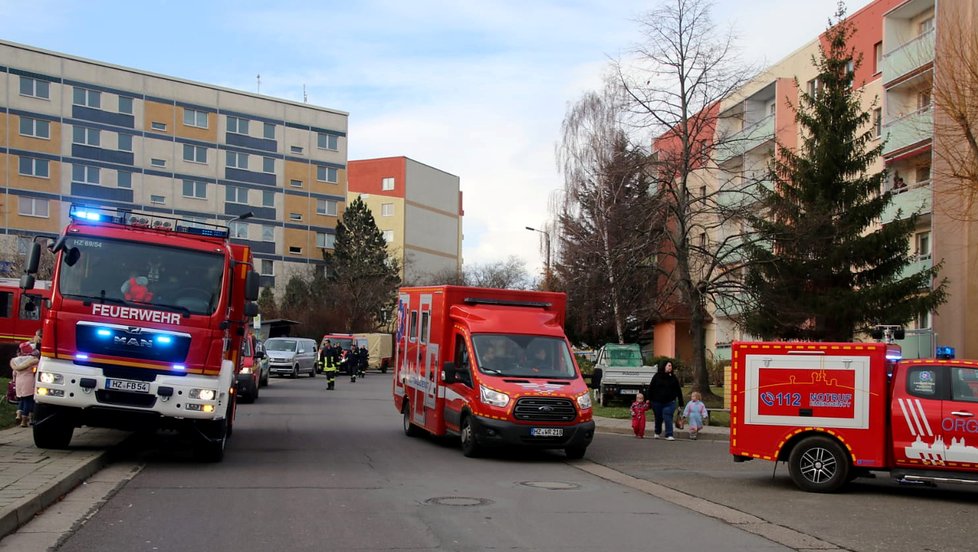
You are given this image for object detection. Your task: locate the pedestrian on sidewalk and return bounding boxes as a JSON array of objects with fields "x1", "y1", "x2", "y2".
[
  {"x1": 682, "y1": 391, "x2": 709, "y2": 440},
  {"x1": 630, "y1": 392, "x2": 651, "y2": 438},
  {"x1": 647, "y1": 360, "x2": 685, "y2": 440},
  {"x1": 11, "y1": 341, "x2": 38, "y2": 427}
]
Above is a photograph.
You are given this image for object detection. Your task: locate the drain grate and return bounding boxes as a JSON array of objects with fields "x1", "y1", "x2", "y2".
[
  {"x1": 519, "y1": 481, "x2": 581, "y2": 490},
  {"x1": 425, "y1": 496, "x2": 494, "y2": 507}
]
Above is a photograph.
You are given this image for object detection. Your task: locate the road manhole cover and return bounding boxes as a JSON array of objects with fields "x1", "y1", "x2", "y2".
[
  {"x1": 425, "y1": 496, "x2": 493, "y2": 507},
  {"x1": 519, "y1": 481, "x2": 580, "y2": 490}
]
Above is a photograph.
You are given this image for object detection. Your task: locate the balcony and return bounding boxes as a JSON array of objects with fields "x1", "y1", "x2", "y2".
[
  {"x1": 897, "y1": 254, "x2": 933, "y2": 281},
  {"x1": 882, "y1": 107, "x2": 931, "y2": 157},
  {"x1": 716, "y1": 114, "x2": 774, "y2": 163},
  {"x1": 881, "y1": 181, "x2": 931, "y2": 223},
  {"x1": 882, "y1": 30, "x2": 934, "y2": 85}
]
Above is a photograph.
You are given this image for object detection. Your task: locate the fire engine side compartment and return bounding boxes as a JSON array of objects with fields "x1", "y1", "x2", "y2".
[{"x1": 730, "y1": 342, "x2": 890, "y2": 469}]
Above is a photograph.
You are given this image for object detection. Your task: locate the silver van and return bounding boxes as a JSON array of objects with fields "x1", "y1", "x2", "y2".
[{"x1": 265, "y1": 337, "x2": 318, "y2": 378}]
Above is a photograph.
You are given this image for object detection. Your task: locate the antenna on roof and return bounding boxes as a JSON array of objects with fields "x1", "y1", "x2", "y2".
[
  {"x1": 303, "y1": 84, "x2": 307, "y2": 103},
  {"x1": 257, "y1": 74, "x2": 261, "y2": 94}
]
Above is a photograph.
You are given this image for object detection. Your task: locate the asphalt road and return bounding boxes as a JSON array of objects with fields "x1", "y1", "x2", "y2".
[{"x1": 53, "y1": 373, "x2": 789, "y2": 552}]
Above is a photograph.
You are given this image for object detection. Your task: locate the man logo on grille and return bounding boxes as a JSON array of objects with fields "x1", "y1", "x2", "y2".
[{"x1": 538, "y1": 405, "x2": 554, "y2": 412}]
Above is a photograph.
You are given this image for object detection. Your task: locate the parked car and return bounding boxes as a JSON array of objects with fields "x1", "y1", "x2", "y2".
[
  {"x1": 236, "y1": 332, "x2": 269, "y2": 403},
  {"x1": 265, "y1": 337, "x2": 318, "y2": 378}
]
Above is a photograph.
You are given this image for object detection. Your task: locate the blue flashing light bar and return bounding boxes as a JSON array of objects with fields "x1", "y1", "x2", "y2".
[
  {"x1": 156, "y1": 335, "x2": 173, "y2": 345},
  {"x1": 937, "y1": 346, "x2": 955, "y2": 360},
  {"x1": 68, "y1": 204, "x2": 230, "y2": 239},
  {"x1": 96, "y1": 329, "x2": 112, "y2": 338}
]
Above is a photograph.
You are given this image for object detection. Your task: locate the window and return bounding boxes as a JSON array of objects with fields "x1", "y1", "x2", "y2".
[
  {"x1": 150, "y1": 158, "x2": 166, "y2": 167},
  {"x1": 19, "y1": 77, "x2": 50, "y2": 99},
  {"x1": 262, "y1": 190, "x2": 275, "y2": 207},
  {"x1": 19, "y1": 117, "x2": 50, "y2": 139},
  {"x1": 917, "y1": 89, "x2": 931, "y2": 110},
  {"x1": 182, "y1": 179, "x2": 207, "y2": 199},
  {"x1": 263, "y1": 122, "x2": 275, "y2": 139},
  {"x1": 230, "y1": 221, "x2": 248, "y2": 239},
  {"x1": 873, "y1": 109, "x2": 882, "y2": 138},
  {"x1": 316, "y1": 232, "x2": 336, "y2": 249},
  {"x1": 917, "y1": 311, "x2": 932, "y2": 330},
  {"x1": 288, "y1": 246, "x2": 302, "y2": 255},
  {"x1": 119, "y1": 96, "x2": 133, "y2": 114},
  {"x1": 873, "y1": 42, "x2": 883, "y2": 73},
  {"x1": 150, "y1": 195, "x2": 166, "y2": 204},
  {"x1": 261, "y1": 225, "x2": 274, "y2": 242},
  {"x1": 381, "y1": 203, "x2": 394, "y2": 217},
  {"x1": 226, "y1": 186, "x2": 248, "y2": 204},
  {"x1": 73, "y1": 87, "x2": 101, "y2": 109},
  {"x1": 918, "y1": 16, "x2": 934, "y2": 35},
  {"x1": 227, "y1": 151, "x2": 249, "y2": 169},
  {"x1": 290, "y1": 179, "x2": 303, "y2": 188},
  {"x1": 916, "y1": 231, "x2": 931, "y2": 259},
  {"x1": 118, "y1": 171, "x2": 132, "y2": 189},
  {"x1": 316, "y1": 166, "x2": 337, "y2": 183},
  {"x1": 290, "y1": 146, "x2": 304, "y2": 154},
  {"x1": 382, "y1": 177, "x2": 395, "y2": 191},
  {"x1": 227, "y1": 116, "x2": 249, "y2": 135},
  {"x1": 183, "y1": 108, "x2": 208, "y2": 128},
  {"x1": 260, "y1": 259, "x2": 273, "y2": 275},
  {"x1": 72, "y1": 126, "x2": 100, "y2": 146},
  {"x1": 845, "y1": 59, "x2": 854, "y2": 77},
  {"x1": 72, "y1": 164, "x2": 100, "y2": 184},
  {"x1": 118, "y1": 134, "x2": 133, "y2": 152},
  {"x1": 916, "y1": 164, "x2": 931, "y2": 183},
  {"x1": 151, "y1": 122, "x2": 167, "y2": 131},
  {"x1": 906, "y1": 367, "x2": 939, "y2": 398},
  {"x1": 263, "y1": 157, "x2": 275, "y2": 173},
  {"x1": 19, "y1": 157, "x2": 49, "y2": 178},
  {"x1": 289, "y1": 212, "x2": 303, "y2": 221},
  {"x1": 806, "y1": 77, "x2": 821, "y2": 99},
  {"x1": 317, "y1": 132, "x2": 338, "y2": 150},
  {"x1": 18, "y1": 197, "x2": 48, "y2": 218},
  {"x1": 951, "y1": 368, "x2": 978, "y2": 402},
  {"x1": 316, "y1": 199, "x2": 338, "y2": 216},
  {"x1": 383, "y1": 230, "x2": 394, "y2": 242},
  {"x1": 183, "y1": 144, "x2": 208, "y2": 163}
]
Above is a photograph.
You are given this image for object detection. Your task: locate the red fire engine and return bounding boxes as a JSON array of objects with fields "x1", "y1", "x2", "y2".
[
  {"x1": 22, "y1": 204, "x2": 260, "y2": 461},
  {"x1": 393, "y1": 285, "x2": 595, "y2": 459},
  {"x1": 730, "y1": 340, "x2": 978, "y2": 492},
  {"x1": 0, "y1": 279, "x2": 49, "y2": 344}
]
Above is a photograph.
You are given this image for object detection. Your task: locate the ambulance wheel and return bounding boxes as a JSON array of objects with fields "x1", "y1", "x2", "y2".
[
  {"x1": 460, "y1": 416, "x2": 482, "y2": 458},
  {"x1": 32, "y1": 403, "x2": 75, "y2": 449},
  {"x1": 788, "y1": 436, "x2": 850, "y2": 493},
  {"x1": 564, "y1": 446, "x2": 587, "y2": 460},
  {"x1": 402, "y1": 403, "x2": 423, "y2": 437}
]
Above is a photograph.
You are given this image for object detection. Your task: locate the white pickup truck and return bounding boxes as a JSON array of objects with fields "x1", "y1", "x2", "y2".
[{"x1": 594, "y1": 343, "x2": 657, "y2": 405}]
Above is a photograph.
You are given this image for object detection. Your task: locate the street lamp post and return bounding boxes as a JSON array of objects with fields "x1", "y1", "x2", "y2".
[{"x1": 525, "y1": 226, "x2": 551, "y2": 290}]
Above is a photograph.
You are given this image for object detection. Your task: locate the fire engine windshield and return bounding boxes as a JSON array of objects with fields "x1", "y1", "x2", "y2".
[
  {"x1": 57, "y1": 236, "x2": 225, "y2": 316},
  {"x1": 472, "y1": 334, "x2": 576, "y2": 379}
]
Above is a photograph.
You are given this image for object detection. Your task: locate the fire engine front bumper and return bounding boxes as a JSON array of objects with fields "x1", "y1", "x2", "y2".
[{"x1": 469, "y1": 415, "x2": 595, "y2": 450}]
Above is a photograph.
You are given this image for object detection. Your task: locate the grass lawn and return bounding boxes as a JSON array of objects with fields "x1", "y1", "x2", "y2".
[
  {"x1": 592, "y1": 385, "x2": 730, "y2": 427},
  {"x1": 0, "y1": 377, "x2": 19, "y2": 430}
]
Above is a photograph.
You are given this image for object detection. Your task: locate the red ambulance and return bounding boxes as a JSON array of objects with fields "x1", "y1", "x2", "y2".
[
  {"x1": 393, "y1": 285, "x2": 595, "y2": 458},
  {"x1": 730, "y1": 341, "x2": 978, "y2": 492}
]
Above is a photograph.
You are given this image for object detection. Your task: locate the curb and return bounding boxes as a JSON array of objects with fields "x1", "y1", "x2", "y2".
[{"x1": 595, "y1": 420, "x2": 729, "y2": 442}]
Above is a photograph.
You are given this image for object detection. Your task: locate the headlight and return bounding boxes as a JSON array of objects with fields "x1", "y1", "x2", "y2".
[
  {"x1": 39, "y1": 372, "x2": 64, "y2": 385},
  {"x1": 189, "y1": 388, "x2": 216, "y2": 400},
  {"x1": 576, "y1": 392, "x2": 592, "y2": 410},
  {"x1": 240, "y1": 367, "x2": 252, "y2": 374},
  {"x1": 479, "y1": 385, "x2": 510, "y2": 407}
]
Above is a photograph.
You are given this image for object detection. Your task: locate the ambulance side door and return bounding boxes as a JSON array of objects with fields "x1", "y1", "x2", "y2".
[
  {"x1": 443, "y1": 332, "x2": 473, "y2": 433},
  {"x1": 942, "y1": 365, "x2": 978, "y2": 472}
]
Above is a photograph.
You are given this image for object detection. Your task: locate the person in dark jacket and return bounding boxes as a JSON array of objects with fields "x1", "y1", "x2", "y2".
[{"x1": 646, "y1": 360, "x2": 685, "y2": 440}]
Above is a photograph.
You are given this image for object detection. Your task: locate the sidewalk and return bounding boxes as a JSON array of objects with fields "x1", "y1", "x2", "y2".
[
  {"x1": 594, "y1": 415, "x2": 729, "y2": 441},
  {"x1": 0, "y1": 425, "x2": 129, "y2": 539}
]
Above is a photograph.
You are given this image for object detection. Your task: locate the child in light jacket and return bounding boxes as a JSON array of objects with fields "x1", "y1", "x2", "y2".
[
  {"x1": 11, "y1": 341, "x2": 38, "y2": 428},
  {"x1": 682, "y1": 391, "x2": 709, "y2": 440}
]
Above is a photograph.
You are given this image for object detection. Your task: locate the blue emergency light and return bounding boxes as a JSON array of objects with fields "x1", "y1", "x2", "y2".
[{"x1": 936, "y1": 346, "x2": 955, "y2": 360}]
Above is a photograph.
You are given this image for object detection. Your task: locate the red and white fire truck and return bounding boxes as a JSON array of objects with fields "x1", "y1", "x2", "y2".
[
  {"x1": 0, "y1": 278, "x2": 49, "y2": 344},
  {"x1": 730, "y1": 340, "x2": 978, "y2": 492},
  {"x1": 393, "y1": 285, "x2": 595, "y2": 459},
  {"x1": 22, "y1": 204, "x2": 260, "y2": 461}
]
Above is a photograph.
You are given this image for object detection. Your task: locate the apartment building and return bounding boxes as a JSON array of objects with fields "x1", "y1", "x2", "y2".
[
  {"x1": 653, "y1": 0, "x2": 977, "y2": 362},
  {"x1": 348, "y1": 157, "x2": 462, "y2": 284},
  {"x1": 0, "y1": 40, "x2": 348, "y2": 293}
]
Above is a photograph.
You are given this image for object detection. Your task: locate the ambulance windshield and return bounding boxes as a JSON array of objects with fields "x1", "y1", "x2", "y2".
[
  {"x1": 472, "y1": 334, "x2": 576, "y2": 379},
  {"x1": 57, "y1": 235, "x2": 225, "y2": 316}
]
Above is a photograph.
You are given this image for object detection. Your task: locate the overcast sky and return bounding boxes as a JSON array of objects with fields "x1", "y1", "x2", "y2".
[{"x1": 1, "y1": 0, "x2": 872, "y2": 276}]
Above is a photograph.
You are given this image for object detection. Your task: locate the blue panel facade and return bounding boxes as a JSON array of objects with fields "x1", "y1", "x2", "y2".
[
  {"x1": 70, "y1": 182, "x2": 134, "y2": 203},
  {"x1": 71, "y1": 144, "x2": 134, "y2": 165},
  {"x1": 72, "y1": 105, "x2": 135, "y2": 128},
  {"x1": 223, "y1": 203, "x2": 276, "y2": 220},
  {"x1": 247, "y1": 241, "x2": 277, "y2": 254},
  {"x1": 259, "y1": 275, "x2": 276, "y2": 288},
  {"x1": 225, "y1": 168, "x2": 276, "y2": 186},
  {"x1": 226, "y1": 133, "x2": 277, "y2": 153}
]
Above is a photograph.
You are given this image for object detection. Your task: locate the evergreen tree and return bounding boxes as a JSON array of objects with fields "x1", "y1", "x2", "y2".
[
  {"x1": 257, "y1": 286, "x2": 278, "y2": 319},
  {"x1": 324, "y1": 197, "x2": 401, "y2": 332},
  {"x1": 742, "y1": 4, "x2": 947, "y2": 341}
]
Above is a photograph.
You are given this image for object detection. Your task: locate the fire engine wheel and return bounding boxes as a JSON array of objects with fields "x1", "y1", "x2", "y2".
[
  {"x1": 32, "y1": 404, "x2": 75, "y2": 449},
  {"x1": 788, "y1": 436, "x2": 850, "y2": 493},
  {"x1": 194, "y1": 418, "x2": 228, "y2": 462},
  {"x1": 460, "y1": 416, "x2": 482, "y2": 458},
  {"x1": 402, "y1": 403, "x2": 423, "y2": 437}
]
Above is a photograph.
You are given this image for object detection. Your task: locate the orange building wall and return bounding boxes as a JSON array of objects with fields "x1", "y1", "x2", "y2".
[
  {"x1": 143, "y1": 101, "x2": 175, "y2": 136},
  {"x1": 818, "y1": 0, "x2": 901, "y2": 87},
  {"x1": 175, "y1": 108, "x2": 216, "y2": 142},
  {"x1": 348, "y1": 157, "x2": 406, "y2": 198}
]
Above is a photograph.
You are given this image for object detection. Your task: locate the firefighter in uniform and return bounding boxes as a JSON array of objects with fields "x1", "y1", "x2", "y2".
[{"x1": 320, "y1": 340, "x2": 338, "y2": 390}]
